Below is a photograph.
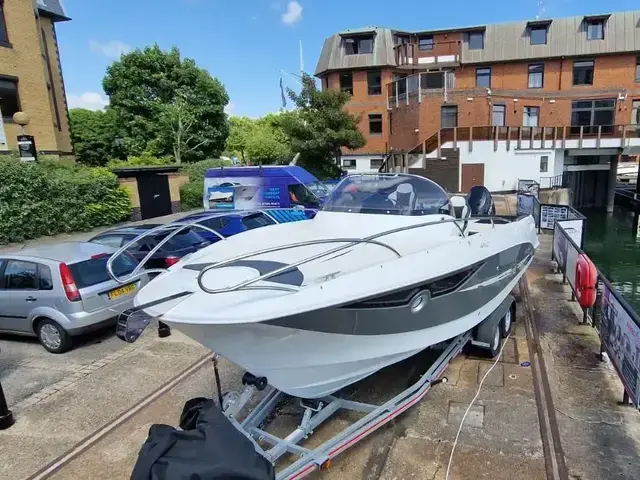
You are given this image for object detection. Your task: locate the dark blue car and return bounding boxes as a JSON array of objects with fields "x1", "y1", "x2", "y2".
[{"x1": 176, "y1": 209, "x2": 313, "y2": 244}]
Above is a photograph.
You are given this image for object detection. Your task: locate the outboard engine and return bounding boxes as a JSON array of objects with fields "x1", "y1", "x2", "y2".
[{"x1": 466, "y1": 185, "x2": 496, "y2": 215}]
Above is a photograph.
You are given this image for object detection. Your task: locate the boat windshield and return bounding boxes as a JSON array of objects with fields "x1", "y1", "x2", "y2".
[{"x1": 322, "y1": 174, "x2": 452, "y2": 216}]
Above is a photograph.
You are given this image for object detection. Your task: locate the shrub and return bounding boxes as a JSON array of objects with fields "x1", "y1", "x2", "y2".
[
  {"x1": 0, "y1": 159, "x2": 132, "y2": 244},
  {"x1": 107, "y1": 153, "x2": 174, "y2": 170},
  {"x1": 179, "y1": 158, "x2": 233, "y2": 210}
]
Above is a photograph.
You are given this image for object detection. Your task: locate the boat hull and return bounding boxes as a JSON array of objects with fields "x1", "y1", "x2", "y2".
[{"x1": 167, "y1": 252, "x2": 532, "y2": 398}]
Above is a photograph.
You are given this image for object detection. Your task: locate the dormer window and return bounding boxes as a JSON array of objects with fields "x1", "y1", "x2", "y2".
[
  {"x1": 584, "y1": 15, "x2": 609, "y2": 40},
  {"x1": 469, "y1": 31, "x2": 484, "y2": 50},
  {"x1": 587, "y1": 21, "x2": 604, "y2": 40},
  {"x1": 530, "y1": 26, "x2": 547, "y2": 45},
  {"x1": 344, "y1": 35, "x2": 374, "y2": 55}
]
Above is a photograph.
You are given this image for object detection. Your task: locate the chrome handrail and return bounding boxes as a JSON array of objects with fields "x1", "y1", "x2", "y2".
[
  {"x1": 196, "y1": 215, "x2": 479, "y2": 295},
  {"x1": 106, "y1": 209, "x2": 285, "y2": 284},
  {"x1": 197, "y1": 237, "x2": 403, "y2": 294}
]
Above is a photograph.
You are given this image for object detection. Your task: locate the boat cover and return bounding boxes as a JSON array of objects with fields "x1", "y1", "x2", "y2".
[{"x1": 130, "y1": 397, "x2": 275, "y2": 480}]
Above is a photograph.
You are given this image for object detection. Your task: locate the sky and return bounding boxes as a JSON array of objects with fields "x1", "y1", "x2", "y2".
[{"x1": 57, "y1": 0, "x2": 638, "y2": 118}]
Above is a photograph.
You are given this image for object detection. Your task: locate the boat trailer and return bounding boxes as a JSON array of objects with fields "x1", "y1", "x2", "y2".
[
  {"x1": 215, "y1": 294, "x2": 515, "y2": 479},
  {"x1": 217, "y1": 331, "x2": 470, "y2": 480}
]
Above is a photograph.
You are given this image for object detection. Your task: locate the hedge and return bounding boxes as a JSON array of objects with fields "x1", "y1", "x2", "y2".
[{"x1": 0, "y1": 159, "x2": 132, "y2": 244}]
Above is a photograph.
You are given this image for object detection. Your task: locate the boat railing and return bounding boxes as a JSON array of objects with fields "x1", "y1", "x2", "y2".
[
  {"x1": 106, "y1": 209, "x2": 286, "y2": 285},
  {"x1": 196, "y1": 215, "x2": 517, "y2": 295}
]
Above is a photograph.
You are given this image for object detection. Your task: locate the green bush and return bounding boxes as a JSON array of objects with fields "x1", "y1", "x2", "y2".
[
  {"x1": 107, "y1": 153, "x2": 174, "y2": 170},
  {"x1": 179, "y1": 158, "x2": 232, "y2": 210},
  {"x1": 180, "y1": 181, "x2": 205, "y2": 210},
  {"x1": 0, "y1": 159, "x2": 132, "y2": 244}
]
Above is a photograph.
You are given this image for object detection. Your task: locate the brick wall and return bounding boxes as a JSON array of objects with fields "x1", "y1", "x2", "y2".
[{"x1": 0, "y1": 3, "x2": 71, "y2": 153}]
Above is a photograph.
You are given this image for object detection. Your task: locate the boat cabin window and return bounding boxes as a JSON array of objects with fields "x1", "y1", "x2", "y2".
[{"x1": 322, "y1": 174, "x2": 452, "y2": 216}]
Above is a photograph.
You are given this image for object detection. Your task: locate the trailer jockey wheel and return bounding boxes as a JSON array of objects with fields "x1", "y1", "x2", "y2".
[{"x1": 242, "y1": 372, "x2": 268, "y2": 391}]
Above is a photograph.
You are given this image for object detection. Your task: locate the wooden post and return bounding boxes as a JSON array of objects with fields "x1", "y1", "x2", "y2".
[
  {"x1": 553, "y1": 126, "x2": 558, "y2": 149},
  {"x1": 422, "y1": 140, "x2": 426, "y2": 163},
  {"x1": 541, "y1": 126, "x2": 546, "y2": 149},
  {"x1": 596, "y1": 125, "x2": 602, "y2": 148},
  {"x1": 494, "y1": 126, "x2": 498, "y2": 151},
  {"x1": 518, "y1": 126, "x2": 522, "y2": 149},
  {"x1": 453, "y1": 127, "x2": 458, "y2": 150},
  {"x1": 561, "y1": 126, "x2": 566, "y2": 149},
  {"x1": 469, "y1": 127, "x2": 473, "y2": 152},
  {"x1": 530, "y1": 126, "x2": 535, "y2": 149},
  {"x1": 418, "y1": 74, "x2": 422, "y2": 104},
  {"x1": 622, "y1": 124, "x2": 627, "y2": 148},
  {"x1": 406, "y1": 78, "x2": 409, "y2": 106},
  {"x1": 437, "y1": 129, "x2": 442, "y2": 158},
  {"x1": 506, "y1": 126, "x2": 511, "y2": 151}
]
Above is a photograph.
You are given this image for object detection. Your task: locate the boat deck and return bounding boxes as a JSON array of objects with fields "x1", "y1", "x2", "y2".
[{"x1": 3, "y1": 228, "x2": 640, "y2": 479}]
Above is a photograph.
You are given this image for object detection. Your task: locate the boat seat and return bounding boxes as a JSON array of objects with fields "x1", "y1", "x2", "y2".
[{"x1": 450, "y1": 195, "x2": 470, "y2": 234}]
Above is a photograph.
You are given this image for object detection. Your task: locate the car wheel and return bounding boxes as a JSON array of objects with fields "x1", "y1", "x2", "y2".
[{"x1": 36, "y1": 318, "x2": 72, "y2": 354}]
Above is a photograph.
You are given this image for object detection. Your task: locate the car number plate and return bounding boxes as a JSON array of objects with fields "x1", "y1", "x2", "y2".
[{"x1": 108, "y1": 283, "x2": 136, "y2": 300}]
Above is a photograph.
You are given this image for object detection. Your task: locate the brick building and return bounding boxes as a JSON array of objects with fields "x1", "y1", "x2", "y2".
[
  {"x1": 0, "y1": 0, "x2": 72, "y2": 156},
  {"x1": 315, "y1": 10, "x2": 640, "y2": 205}
]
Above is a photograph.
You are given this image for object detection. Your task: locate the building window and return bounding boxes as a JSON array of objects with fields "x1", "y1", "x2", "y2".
[
  {"x1": 394, "y1": 34, "x2": 410, "y2": 46},
  {"x1": 492, "y1": 104, "x2": 506, "y2": 126},
  {"x1": 370, "y1": 158, "x2": 384, "y2": 169},
  {"x1": 344, "y1": 35, "x2": 374, "y2": 55},
  {"x1": 367, "y1": 70, "x2": 382, "y2": 96},
  {"x1": 441, "y1": 106, "x2": 458, "y2": 128},
  {"x1": 540, "y1": 156, "x2": 548, "y2": 173},
  {"x1": 530, "y1": 27, "x2": 547, "y2": 45},
  {"x1": 523, "y1": 106, "x2": 540, "y2": 127},
  {"x1": 528, "y1": 64, "x2": 544, "y2": 89},
  {"x1": 476, "y1": 67, "x2": 491, "y2": 88},
  {"x1": 0, "y1": 1, "x2": 8, "y2": 45},
  {"x1": 0, "y1": 78, "x2": 20, "y2": 122},
  {"x1": 419, "y1": 35, "x2": 434, "y2": 50},
  {"x1": 632, "y1": 100, "x2": 640, "y2": 127},
  {"x1": 322, "y1": 76, "x2": 329, "y2": 90},
  {"x1": 420, "y1": 71, "x2": 445, "y2": 89},
  {"x1": 636, "y1": 57, "x2": 640, "y2": 83},
  {"x1": 570, "y1": 99, "x2": 615, "y2": 134},
  {"x1": 339, "y1": 72, "x2": 353, "y2": 95},
  {"x1": 573, "y1": 60, "x2": 594, "y2": 86},
  {"x1": 368, "y1": 114, "x2": 383, "y2": 135},
  {"x1": 469, "y1": 31, "x2": 484, "y2": 50},
  {"x1": 343, "y1": 159, "x2": 356, "y2": 169},
  {"x1": 586, "y1": 20, "x2": 604, "y2": 40}
]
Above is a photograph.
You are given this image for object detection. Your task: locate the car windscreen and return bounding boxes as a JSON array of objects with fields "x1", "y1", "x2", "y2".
[
  {"x1": 69, "y1": 253, "x2": 139, "y2": 289},
  {"x1": 155, "y1": 229, "x2": 207, "y2": 251},
  {"x1": 241, "y1": 213, "x2": 275, "y2": 230}
]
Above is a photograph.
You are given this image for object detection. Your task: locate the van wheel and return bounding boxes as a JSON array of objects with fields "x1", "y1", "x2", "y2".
[{"x1": 35, "y1": 319, "x2": 72, "y2": 354}]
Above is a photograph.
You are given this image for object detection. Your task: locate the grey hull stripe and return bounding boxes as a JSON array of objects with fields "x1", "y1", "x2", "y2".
[
  {"x1": 184, "y1": 260, "x2": 304, "y2": 286},
  {"x1": 264, "y1": 242, "x2": 534, "y2": 336}
]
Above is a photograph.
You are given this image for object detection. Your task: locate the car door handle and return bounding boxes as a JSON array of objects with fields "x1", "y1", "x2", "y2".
[{"x1": 25, "y1": 296, "x2": 37, "y2": 302}]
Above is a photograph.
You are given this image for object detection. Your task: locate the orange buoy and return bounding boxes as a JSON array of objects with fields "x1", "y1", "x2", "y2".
[{"x1": 575, "y1": 253, "x2": 597, "y2": 308}]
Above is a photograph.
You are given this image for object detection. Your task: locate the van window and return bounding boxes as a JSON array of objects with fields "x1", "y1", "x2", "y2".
[{"x1": 288, "y1": 184, "x2": 321, "y2": 207}]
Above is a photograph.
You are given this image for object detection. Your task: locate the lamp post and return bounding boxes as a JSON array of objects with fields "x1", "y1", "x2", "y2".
[{"x1": 13, "y1": 112, "x2": 37, "y2": 162}]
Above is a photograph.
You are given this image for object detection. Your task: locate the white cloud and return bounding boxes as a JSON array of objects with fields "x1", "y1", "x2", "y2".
[
  {"x1": 89, "y1": 40, "x2": 132, "y2": 59},
  {"x1": 224, "y1": 102, "x2": 234, "y2": 115},
  {"x1": 67, "y1": 92, "x2": 109, "y2": 111},
  {"x1": 281, "y1": 1, "x2": 302, "y2": 25}
]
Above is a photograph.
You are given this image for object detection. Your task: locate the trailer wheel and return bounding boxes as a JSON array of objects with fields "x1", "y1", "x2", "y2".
[
  {"x1": 487, "y1": 321, "x2": 502, "y2": 358},
  {"x1": 501, "y1": 303, "x2": 514, "y2": 338}
]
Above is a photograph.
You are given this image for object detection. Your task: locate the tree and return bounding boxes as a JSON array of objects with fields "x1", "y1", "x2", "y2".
[
  {"x1": 226, "y1": 114, "x2": 292, "y2": 164},
  {"x1": 103, "y1": 45, "x2": 229, "y2": 162},
  {"x1": 69, "y1": 108, "x2": 120, "y2": 166},
  {"x1": 280, "y1": 74, "x2": 365, "y2": 178}
]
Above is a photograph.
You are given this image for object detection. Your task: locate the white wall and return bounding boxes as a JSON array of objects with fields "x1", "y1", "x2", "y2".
[
  {"x1": 457, "y1": 142, "x2": 558, "y2": 191},
  {"x1": 554, "y1": 149, "x2": 564, "y2": 177},
  {"x1": 341, "y1": 155, "x2": 385, "y2": 173}
]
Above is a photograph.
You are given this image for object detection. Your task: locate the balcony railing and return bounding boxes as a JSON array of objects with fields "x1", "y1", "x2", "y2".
[
  {"x1": 393, "y1": 40, "x2": 460, "y2": 67},
  {"x1": 387, "y1": 71, "x2": 455, "y2": 108}
]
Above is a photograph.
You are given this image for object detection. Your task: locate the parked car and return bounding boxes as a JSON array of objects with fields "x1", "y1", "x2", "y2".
[
  {"x1": 177, "y1": 209, "x2": 312, "y2": 244},
  {"x1": 89, "y1": 225, "x2": 210, "y2": 270},
  {"x1": 0, "y1": 242, "x2": 149, "y2": 353}
]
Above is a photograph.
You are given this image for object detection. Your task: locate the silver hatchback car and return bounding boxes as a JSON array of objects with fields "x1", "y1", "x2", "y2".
[{"x1": 0, "y1": 242, "x2": 149, "y2": 353}]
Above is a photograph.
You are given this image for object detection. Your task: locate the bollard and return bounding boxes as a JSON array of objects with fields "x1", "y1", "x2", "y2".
[
  {"x1": 158, "y1": 321, "x2": 172, "y2": 338},
  {"x1": 0, "y1": 381, "x2": 15, "y2": 430}
]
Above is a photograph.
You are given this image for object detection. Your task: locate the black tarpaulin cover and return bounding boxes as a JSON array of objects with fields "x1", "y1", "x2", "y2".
[{"x1": 130, "y1": 397, "x2": 275, "y2": 480}]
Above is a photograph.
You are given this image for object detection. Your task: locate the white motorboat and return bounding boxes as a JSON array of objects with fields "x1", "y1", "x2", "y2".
[{"x1": 115, "y1": 174, "x2": 539, "y2": 399}]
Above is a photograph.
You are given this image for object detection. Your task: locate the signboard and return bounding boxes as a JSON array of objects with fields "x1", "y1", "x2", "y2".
[
  {"x1": 203, "y1": 176, "x2": 285, "y2": 211},
  {"x1": 540, "y1": 205, "x2": 568, "y2": 230},
  {"x1": 599, "y1": 282, "x2": 640, "y2": 407},
  {"x1": 558, "y1": 219, "x2": 583, "y2": 248},
  {"x1": 552, "y1": 223, "x2": 568, "y2": 272},
  {"x1": 17, "y1": 135, "x2": 37, "y2": 162}
]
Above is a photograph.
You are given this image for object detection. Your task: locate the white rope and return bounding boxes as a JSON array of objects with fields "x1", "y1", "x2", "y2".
[{"x1": 445, "y1": 329, "x2": 511, "y2": 480}]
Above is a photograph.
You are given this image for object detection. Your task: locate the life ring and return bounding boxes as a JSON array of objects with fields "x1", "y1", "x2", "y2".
[{"x1": 575, "y1": 254, "x2": 597, "y2": 308}]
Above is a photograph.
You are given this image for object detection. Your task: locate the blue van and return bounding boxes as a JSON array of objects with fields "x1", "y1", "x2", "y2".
[{"x1": 203, "y1": 165, "x2": 328, "y2": 212}]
